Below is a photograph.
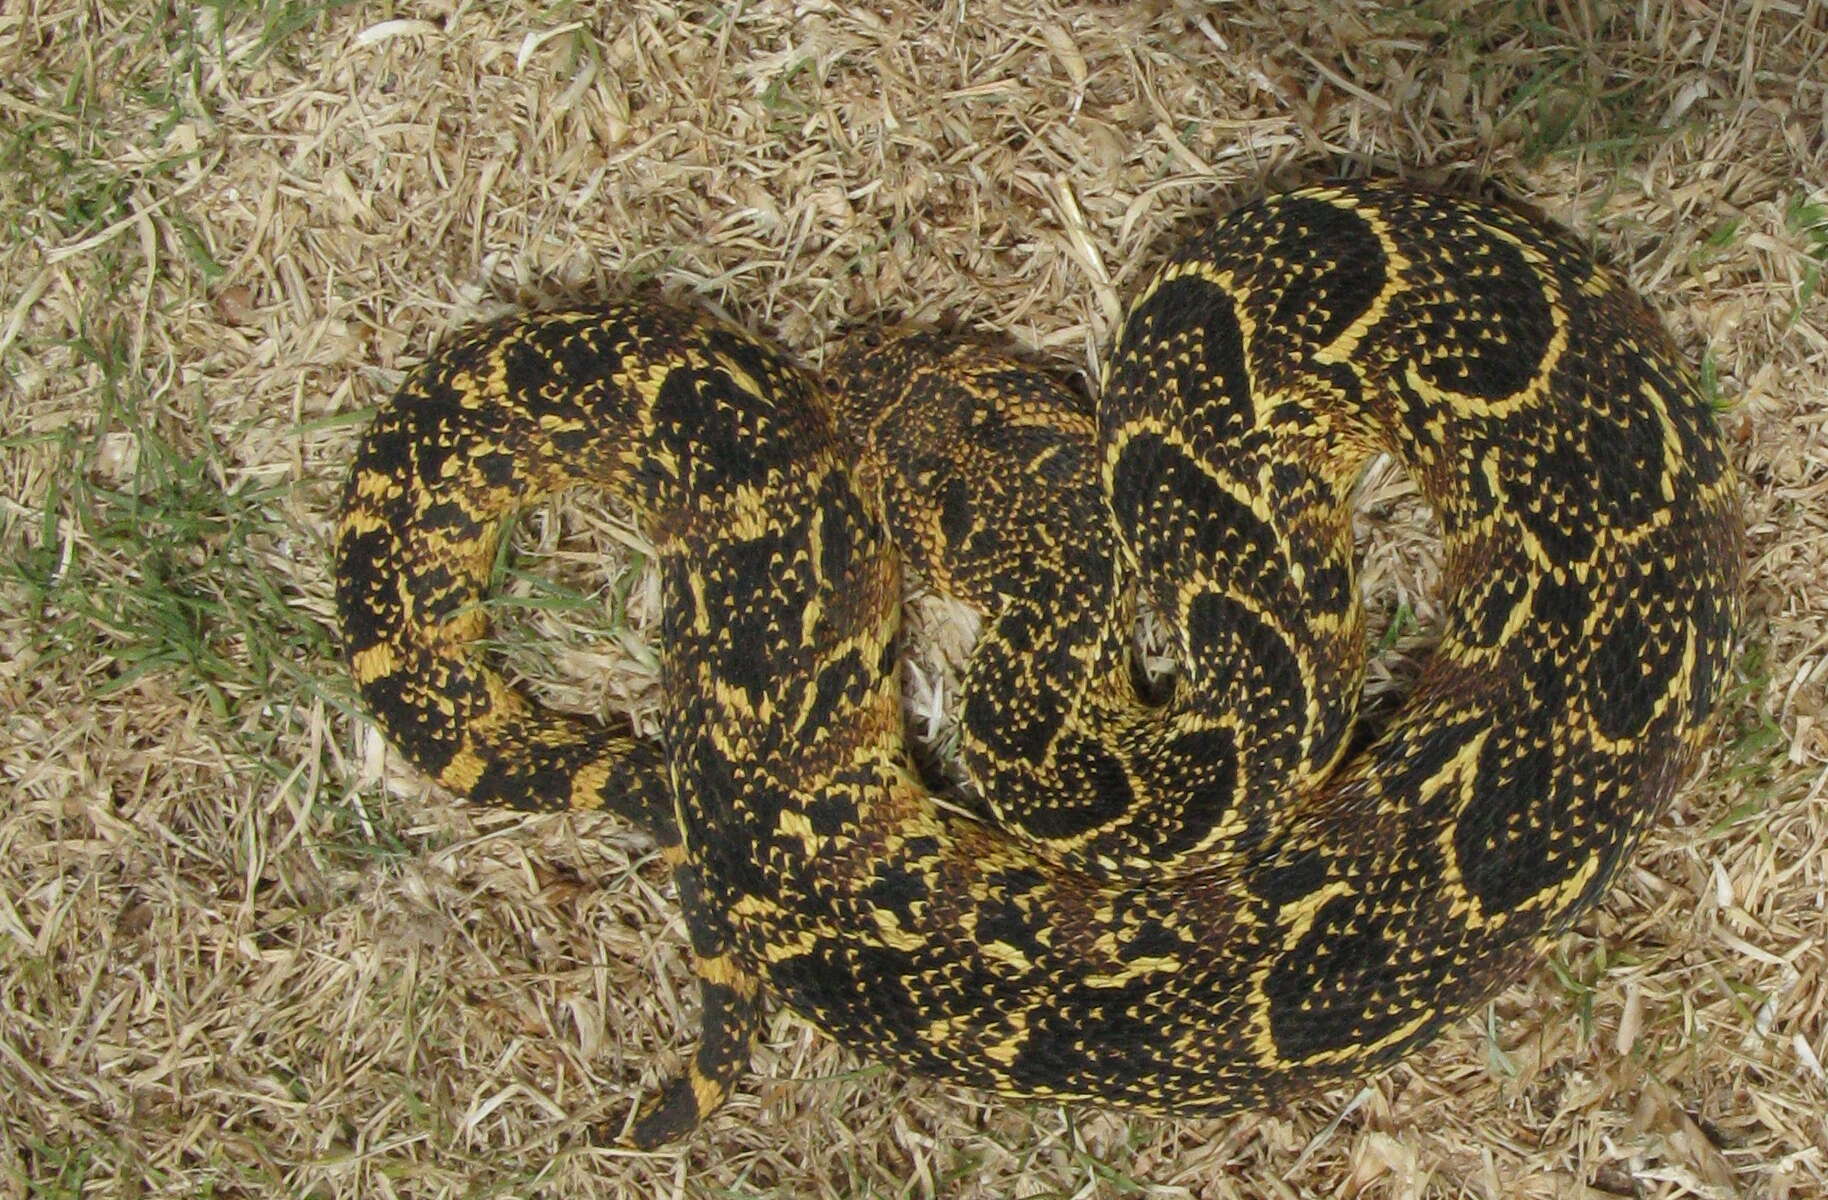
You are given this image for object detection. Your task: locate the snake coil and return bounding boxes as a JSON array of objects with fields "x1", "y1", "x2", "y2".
[{"x1": 336, "y1": 181, "x2": 1740, "y2": 1145}]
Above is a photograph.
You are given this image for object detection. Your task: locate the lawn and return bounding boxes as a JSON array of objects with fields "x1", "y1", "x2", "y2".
[{"x1": 2, "y1": 3, "x2": 1824, "y2": 1196}]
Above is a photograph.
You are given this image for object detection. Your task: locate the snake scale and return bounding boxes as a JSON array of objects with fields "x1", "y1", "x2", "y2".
[{"x1": 335, "y1": 181, "x2": 1741, "y2": 1145}]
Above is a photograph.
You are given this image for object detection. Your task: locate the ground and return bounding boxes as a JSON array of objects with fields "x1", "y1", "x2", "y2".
[{"x1": 2, "y1": 2, "x2": 1825, "y2": 1198}]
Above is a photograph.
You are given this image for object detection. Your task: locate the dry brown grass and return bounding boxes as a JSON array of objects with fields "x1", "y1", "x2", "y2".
[{"x1": 3, "y1": 2, "x2": 1825, "y2": 1197}]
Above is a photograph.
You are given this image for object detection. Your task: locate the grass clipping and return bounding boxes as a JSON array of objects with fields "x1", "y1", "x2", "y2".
[{"x1": 2, "y1": 3, "x2": 1826, "y2": 1198}]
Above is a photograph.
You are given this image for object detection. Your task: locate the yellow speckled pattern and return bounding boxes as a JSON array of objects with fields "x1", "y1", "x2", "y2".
[{"x1": 335, "y1": 182, "x2": 1741, "y2": 1146}]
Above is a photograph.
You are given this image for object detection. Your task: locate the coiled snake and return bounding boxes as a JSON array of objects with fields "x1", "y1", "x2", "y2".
[{"x1": 335, "y1": 182, "x2": 1741, "y2": 1145}]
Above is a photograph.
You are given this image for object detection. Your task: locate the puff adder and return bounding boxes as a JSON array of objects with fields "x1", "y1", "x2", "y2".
[{"x1": 335, "y1": 181, "x2": 1741, "y2": 1146}]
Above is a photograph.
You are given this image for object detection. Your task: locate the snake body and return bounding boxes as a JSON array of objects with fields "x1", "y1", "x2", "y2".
[{"x1": 335, "y1": 182, "x2": 1741, "y2": 1145}]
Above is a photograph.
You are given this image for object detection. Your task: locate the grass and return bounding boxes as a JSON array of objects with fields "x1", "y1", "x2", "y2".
[
  {"x1": 5, "y1": 317, "x2": 338, "y2": 784},
  {"x1": 1784, "y1": 193, "x2": 1828, "y2": 320},
  {"x1": 3, "y1": 1, "x2": 1826, "y2": 1197}
]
